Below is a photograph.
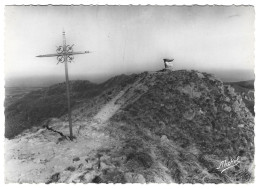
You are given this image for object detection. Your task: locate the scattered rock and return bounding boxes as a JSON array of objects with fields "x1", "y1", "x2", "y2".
[
  {"x1": 57, "y1": 136, "x2": 68, "y2": 143},
  {"x1": 59, "y1": 170, "x2": 73, "y2": 183},
  {"x1": 226, "y1": 85, "x2": 236, "y2": 96},
  {"x1": 73, "y1": 157, "x2": 80, "y2": 162},
  {"x1": 46, "y1": 172, "x2": 60, "y2": 184},
  {"x1": 92, "y1": 176, "x2": 103, "y2": 183},
  {"x1": 85, "y1": 162, "x2": 94, "y2": 169},
  {"x1": 197, "y1": 72, "x2": 205, "y2": 79},
  {"x1": 100, "y1": 162, "x2": 110, "y2": 170},
  {"x1": 183, "y1": 109, "x2": 196, "y2": 120},
  {"x1": 78, "y1": 163, "x2": 84, "y2": 169},
  {"x1": 161, "y1": 135, "x2": 169, "y2": 142},
  {"x1": 223, "y1": 104, "x2": 232, "y2": 112},
  {"x1": 178, "y1": 84, "x2": 202, "y2": 98},
  {"x1": 66, "y1": 166, "x2": 76, "y2": 172},
  {"x1": 76, "y1": 171, "x2": 96, "y2": 183},
  {"x1": 233, "y1": 101, "x2": 241, "y2": 112},
  {"x1": 126, "y1": 152, "x2": 153, "y2": 169},
  {"x1": 100, "y1": 154, "x2": 111, "y2": 162},
  {"x1": 124, "y1": 172, "x2": 146, "y2": 183}
]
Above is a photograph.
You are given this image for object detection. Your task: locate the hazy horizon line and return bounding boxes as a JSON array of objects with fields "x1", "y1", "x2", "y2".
[{"x1": 4, "y1": 68, "x2": 255, "y2": 88}]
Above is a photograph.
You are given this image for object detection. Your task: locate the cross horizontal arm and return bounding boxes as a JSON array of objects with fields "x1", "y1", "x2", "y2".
[
  {"x1": 36, "y1": 51, "x2": 91, "y2": 58},
  {"x1": 67, "y1": 51, "x2": 91, "y2": 56},
  {"x1": 36, "y1": 53, "x2": 61, "y2": 57}
]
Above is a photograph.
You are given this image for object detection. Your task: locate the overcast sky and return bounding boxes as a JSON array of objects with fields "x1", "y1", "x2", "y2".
[{"x1": 5, "y1": 5, "x2": 254, "y2": 82}]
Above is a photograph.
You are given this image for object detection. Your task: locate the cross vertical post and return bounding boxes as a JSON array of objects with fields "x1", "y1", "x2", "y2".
[
  {"x1": 36, "y1": 31, "x2": 91, "y2": 140},
  {"x1": 63, "y1": 31, "x2": 73, "y2": 140}
]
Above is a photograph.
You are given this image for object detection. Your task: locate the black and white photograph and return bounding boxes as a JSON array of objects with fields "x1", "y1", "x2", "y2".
[{"x1": 3, "y1": 3, "x2": 256, "y2": 184}]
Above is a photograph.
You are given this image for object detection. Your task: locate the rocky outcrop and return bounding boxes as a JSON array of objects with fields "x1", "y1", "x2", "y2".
[{"x1": 110, "y1": 69, "x2": 254, "y2": 183}]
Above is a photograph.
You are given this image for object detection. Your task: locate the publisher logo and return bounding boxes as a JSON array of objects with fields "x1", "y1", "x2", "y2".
[{"x1": 217, "y1": 156, "x2": 241, "y2": 173}]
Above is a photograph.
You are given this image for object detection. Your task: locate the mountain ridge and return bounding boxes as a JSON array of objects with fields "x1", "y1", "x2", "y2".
[{"x1": 5, "y1": 69, "x2": 255, "y2": 183}]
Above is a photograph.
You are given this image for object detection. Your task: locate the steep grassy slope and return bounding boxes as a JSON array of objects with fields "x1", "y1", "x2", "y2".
[{"x1": 5, "y1": 75, "x2": 138, "y2": 139}]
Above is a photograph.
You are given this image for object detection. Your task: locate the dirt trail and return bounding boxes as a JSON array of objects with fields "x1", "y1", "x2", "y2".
[
  {"x1": 93, "y1": 75, "x2": 148, "y2": 124},
  {"x1": 93, "y1": 90, "x2": 125, "y2": 123}
]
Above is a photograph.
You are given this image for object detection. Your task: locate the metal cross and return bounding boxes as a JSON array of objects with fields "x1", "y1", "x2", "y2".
[{"x1": 36, "y1": 31, "x2": 91, "y2": 140}]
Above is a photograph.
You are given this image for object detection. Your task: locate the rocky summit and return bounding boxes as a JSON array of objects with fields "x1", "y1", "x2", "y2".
[{"x1": 5, "y1": 69, "x2": 254, "y2": 183}]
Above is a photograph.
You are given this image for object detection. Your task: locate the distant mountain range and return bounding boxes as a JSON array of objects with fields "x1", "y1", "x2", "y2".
[
  {"x1": 4, "y1": 69, "x2": 254, "y2": 88},
  {"x1": 225, "y1": 80, "x2": 254, "y2": 90}
]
